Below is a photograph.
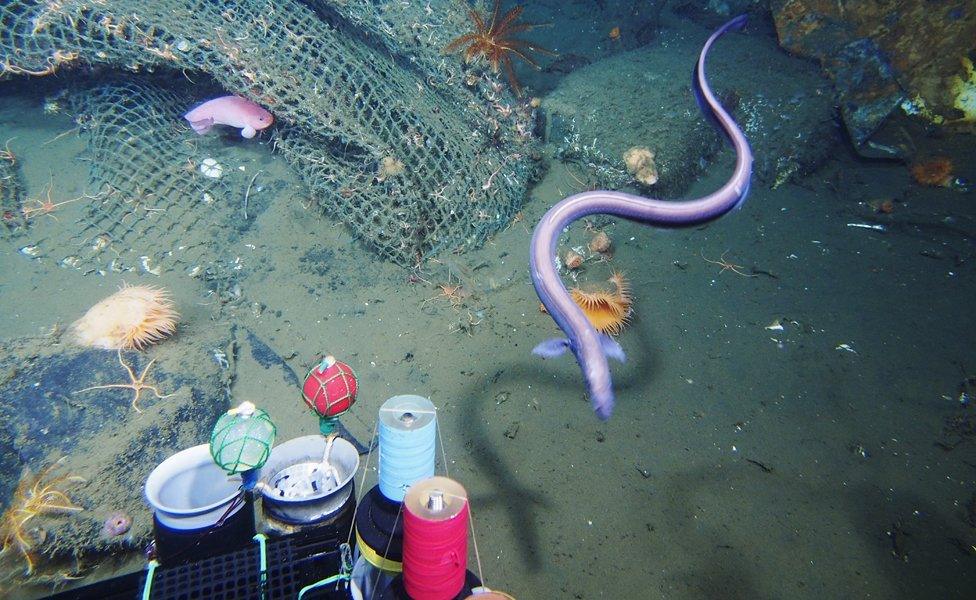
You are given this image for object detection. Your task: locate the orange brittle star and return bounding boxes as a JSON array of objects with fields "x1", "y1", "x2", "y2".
[
  {"x1": 700, "y1": 249, "x2": 757, "y2": 277},
  {"x1": 21, "y1": 178, "x2": 85, "y2": 221},
  {"x1": 422, "y1": 279, "x2": 467, "y2": 311},
  {"x1": 73, "y1": 349, "x2": 174, "y2": 413}
]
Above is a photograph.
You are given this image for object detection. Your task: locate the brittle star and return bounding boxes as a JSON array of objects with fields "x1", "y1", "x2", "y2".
[
  {"x1": 700, "y1": 249, "x2": 757, "y2": 277},
  {"x1": 73, "y1": 349, "x2": 174, "y2": 413},
  {"x1": 21, "y1": 178, "x2": 86, "y2": 221}
]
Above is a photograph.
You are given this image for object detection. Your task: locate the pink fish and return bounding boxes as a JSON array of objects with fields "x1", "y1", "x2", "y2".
[{"x1": 184, "y1": 95, "x2": 274, "y2": 139}]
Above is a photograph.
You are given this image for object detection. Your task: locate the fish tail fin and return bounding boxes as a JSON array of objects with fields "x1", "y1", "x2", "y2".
[
  {"x1": 599, "y1": 334, "x2": 626, "y2": 363},
  {"x1": 186, "y1": 117, "x2": 214, "y2": 134},
  {"x1": 533, "y1": 338, "x2": 571, "y2": 359}
]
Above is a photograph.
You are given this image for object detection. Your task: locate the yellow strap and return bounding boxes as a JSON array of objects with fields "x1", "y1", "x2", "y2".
[{"x1": 355, "y1": 528, "x2": 402, "y2": 572}]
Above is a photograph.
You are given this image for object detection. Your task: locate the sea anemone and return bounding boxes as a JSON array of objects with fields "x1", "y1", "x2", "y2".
[
  {"x1": 588, "y1": 231, "x2": 612, "y2": 254},
  {"x1": 870, "y1": 199, "x2": 895, "y2": 214},
  {"x1": 563, "y1": 249, "x2": 584, "y2": 270},
  {"x1": 70, "y1": 284, "x2": 178, "y2": 350},
  {"x1": 101, "y1": 511, "x2": 132, "y2": 538},
  {"x1": 569, "y1": 272, "x2": 632, "y2": 335},
  {"x1": 910, "y1": 156, "x2": 954, "y2": 187},
  {"x1": 623, "y1": 146, "x2": 658, "y2": 186}
]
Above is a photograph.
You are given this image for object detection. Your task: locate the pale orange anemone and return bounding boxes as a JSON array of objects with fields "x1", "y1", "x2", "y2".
[
  {"x1": 569, "y1": 272, "x2": 632, "y2": 335},
  {"x1": 70, "y1": 284, "x2": 178, "y2": 350}
]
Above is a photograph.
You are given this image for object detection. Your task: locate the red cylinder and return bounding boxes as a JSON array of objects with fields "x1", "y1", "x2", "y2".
[
  {"x1": 402, "y1": 477, "x2": 469, "y2": 600},
  {"x1": 302, "y1": 355, "x2": 357, "y2": 418}
]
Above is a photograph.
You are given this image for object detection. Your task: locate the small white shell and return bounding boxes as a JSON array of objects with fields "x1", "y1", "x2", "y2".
[
  {"x1": 91, "y1": 234, "x2": 110, "y2": 252},
  {"x1": 140, "y1": 255, "x2": 162, "y2": 276},
  {"x1": 19, "y1": 245, "x2": 40, "y2": 257},
  {"x1": 60, "y1": 256, "x2": 81, "y2": 269},
  {"x1": 200, "y1": 158, "x2": 223, "y2": 179}
]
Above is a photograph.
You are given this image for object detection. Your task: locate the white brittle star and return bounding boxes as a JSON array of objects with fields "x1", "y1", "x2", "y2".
[{"x1": 73, "y1": 349, "x2": 174, "y2": 413}]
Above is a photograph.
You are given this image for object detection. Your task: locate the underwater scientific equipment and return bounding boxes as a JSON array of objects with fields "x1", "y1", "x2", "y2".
[
  {"x1": 375, "y1": 477, "x2": 485, "y2": 600},
  {"x1": 352, "y1": 485, "x2": 405, "y2": 596},
  {"x1": 402, "y1": 477, "x2": 470, "y2": 600},
  {"x1": 351, "y1": 403, "x2": 509, "y2": 600},
  {"x1": 377, "y1": 395, "x2": 438, "y2": 503},
  {"x1": 530, "y1": 15, "x2": 753, "y2": 420},
  {"x1": 260, "y1": 356, "x2": 360, "y2": 532},
  {"x1": 353, "y1": 395, "x2": 439, "y2": 590},
  {"x1": 209, "y1": 400, "x2": 277, "y2": 486},
  {"x1": 46, "y1": 523, "x2": 352, "y2": 598},
  {"x1": 142, "y1": 402, "x2": 274, "y2": 564},
  {"x1": 302, "y1": 355, "x2": 358, "y2": 435},
  {"x1": 463, "y1": 591, "x2": 517, "y2": 600},
  {"x1": 143, "y1": 443, "x2": 257, "y2": 565},
  {"x1": 259, "y1": 434, "x2": 359, "y2": 527}
]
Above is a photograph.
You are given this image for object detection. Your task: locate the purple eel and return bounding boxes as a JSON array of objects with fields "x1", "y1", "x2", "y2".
[{"x1": 529, "y1": 15, "x2": 753, "y2": 420}]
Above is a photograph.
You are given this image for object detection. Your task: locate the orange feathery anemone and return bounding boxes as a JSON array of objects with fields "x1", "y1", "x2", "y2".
[
  {"x1": 569, "y1": 272, "x2": 632, "y2": 335},
  {"x1": 70, "y1": 284, "x2": 178, "y2": 350},
  {"x1": 910, "y1": 156, "x2": 954, "y2": 187}
]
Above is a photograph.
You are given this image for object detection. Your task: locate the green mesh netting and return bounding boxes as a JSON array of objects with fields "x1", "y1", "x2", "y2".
[
  {"x1": 0, "y1": 149, "x2": 24, "y2": 232},
  {"x1": 210, "y1": 405, "x2": 277, "y2": 474},
  {"x1": 49, "y1": 78, "x2": 241, "y2": 276},
  {"x1": 1, "y1": 0, "x2": 537, "y2": 266}
]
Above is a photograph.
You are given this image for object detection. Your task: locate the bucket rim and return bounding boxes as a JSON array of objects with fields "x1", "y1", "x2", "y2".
[
  {"x1": 259, "y1": 435, "x2": 359, "y2": 504},
  {"x1": 144, "y1": 443, "x2": 241, "y2": 516}
]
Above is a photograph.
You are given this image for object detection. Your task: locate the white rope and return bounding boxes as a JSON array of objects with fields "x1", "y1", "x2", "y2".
[{"x1": 345, "y1": 418, "x2": 379, "y2": 547}]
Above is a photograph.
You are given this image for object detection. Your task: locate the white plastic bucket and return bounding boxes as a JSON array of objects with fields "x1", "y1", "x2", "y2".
[
  {"x1": 260, "y1": 434, "x2": 359, "y2": 524},
  {"x1": 144, "y1": 443, "x2": 245, "y2": 530}
]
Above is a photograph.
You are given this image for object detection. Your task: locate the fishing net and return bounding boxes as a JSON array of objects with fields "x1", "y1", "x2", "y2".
[
  {"x1": 0, "y1": 149, "x2": 24, "y2": 233},
  {"x1": 42, "y1": 78, "x2": 241, "y2": 277},
  {"x1": 0, "y1": 0, "x2": 536, "y2": 267}
]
